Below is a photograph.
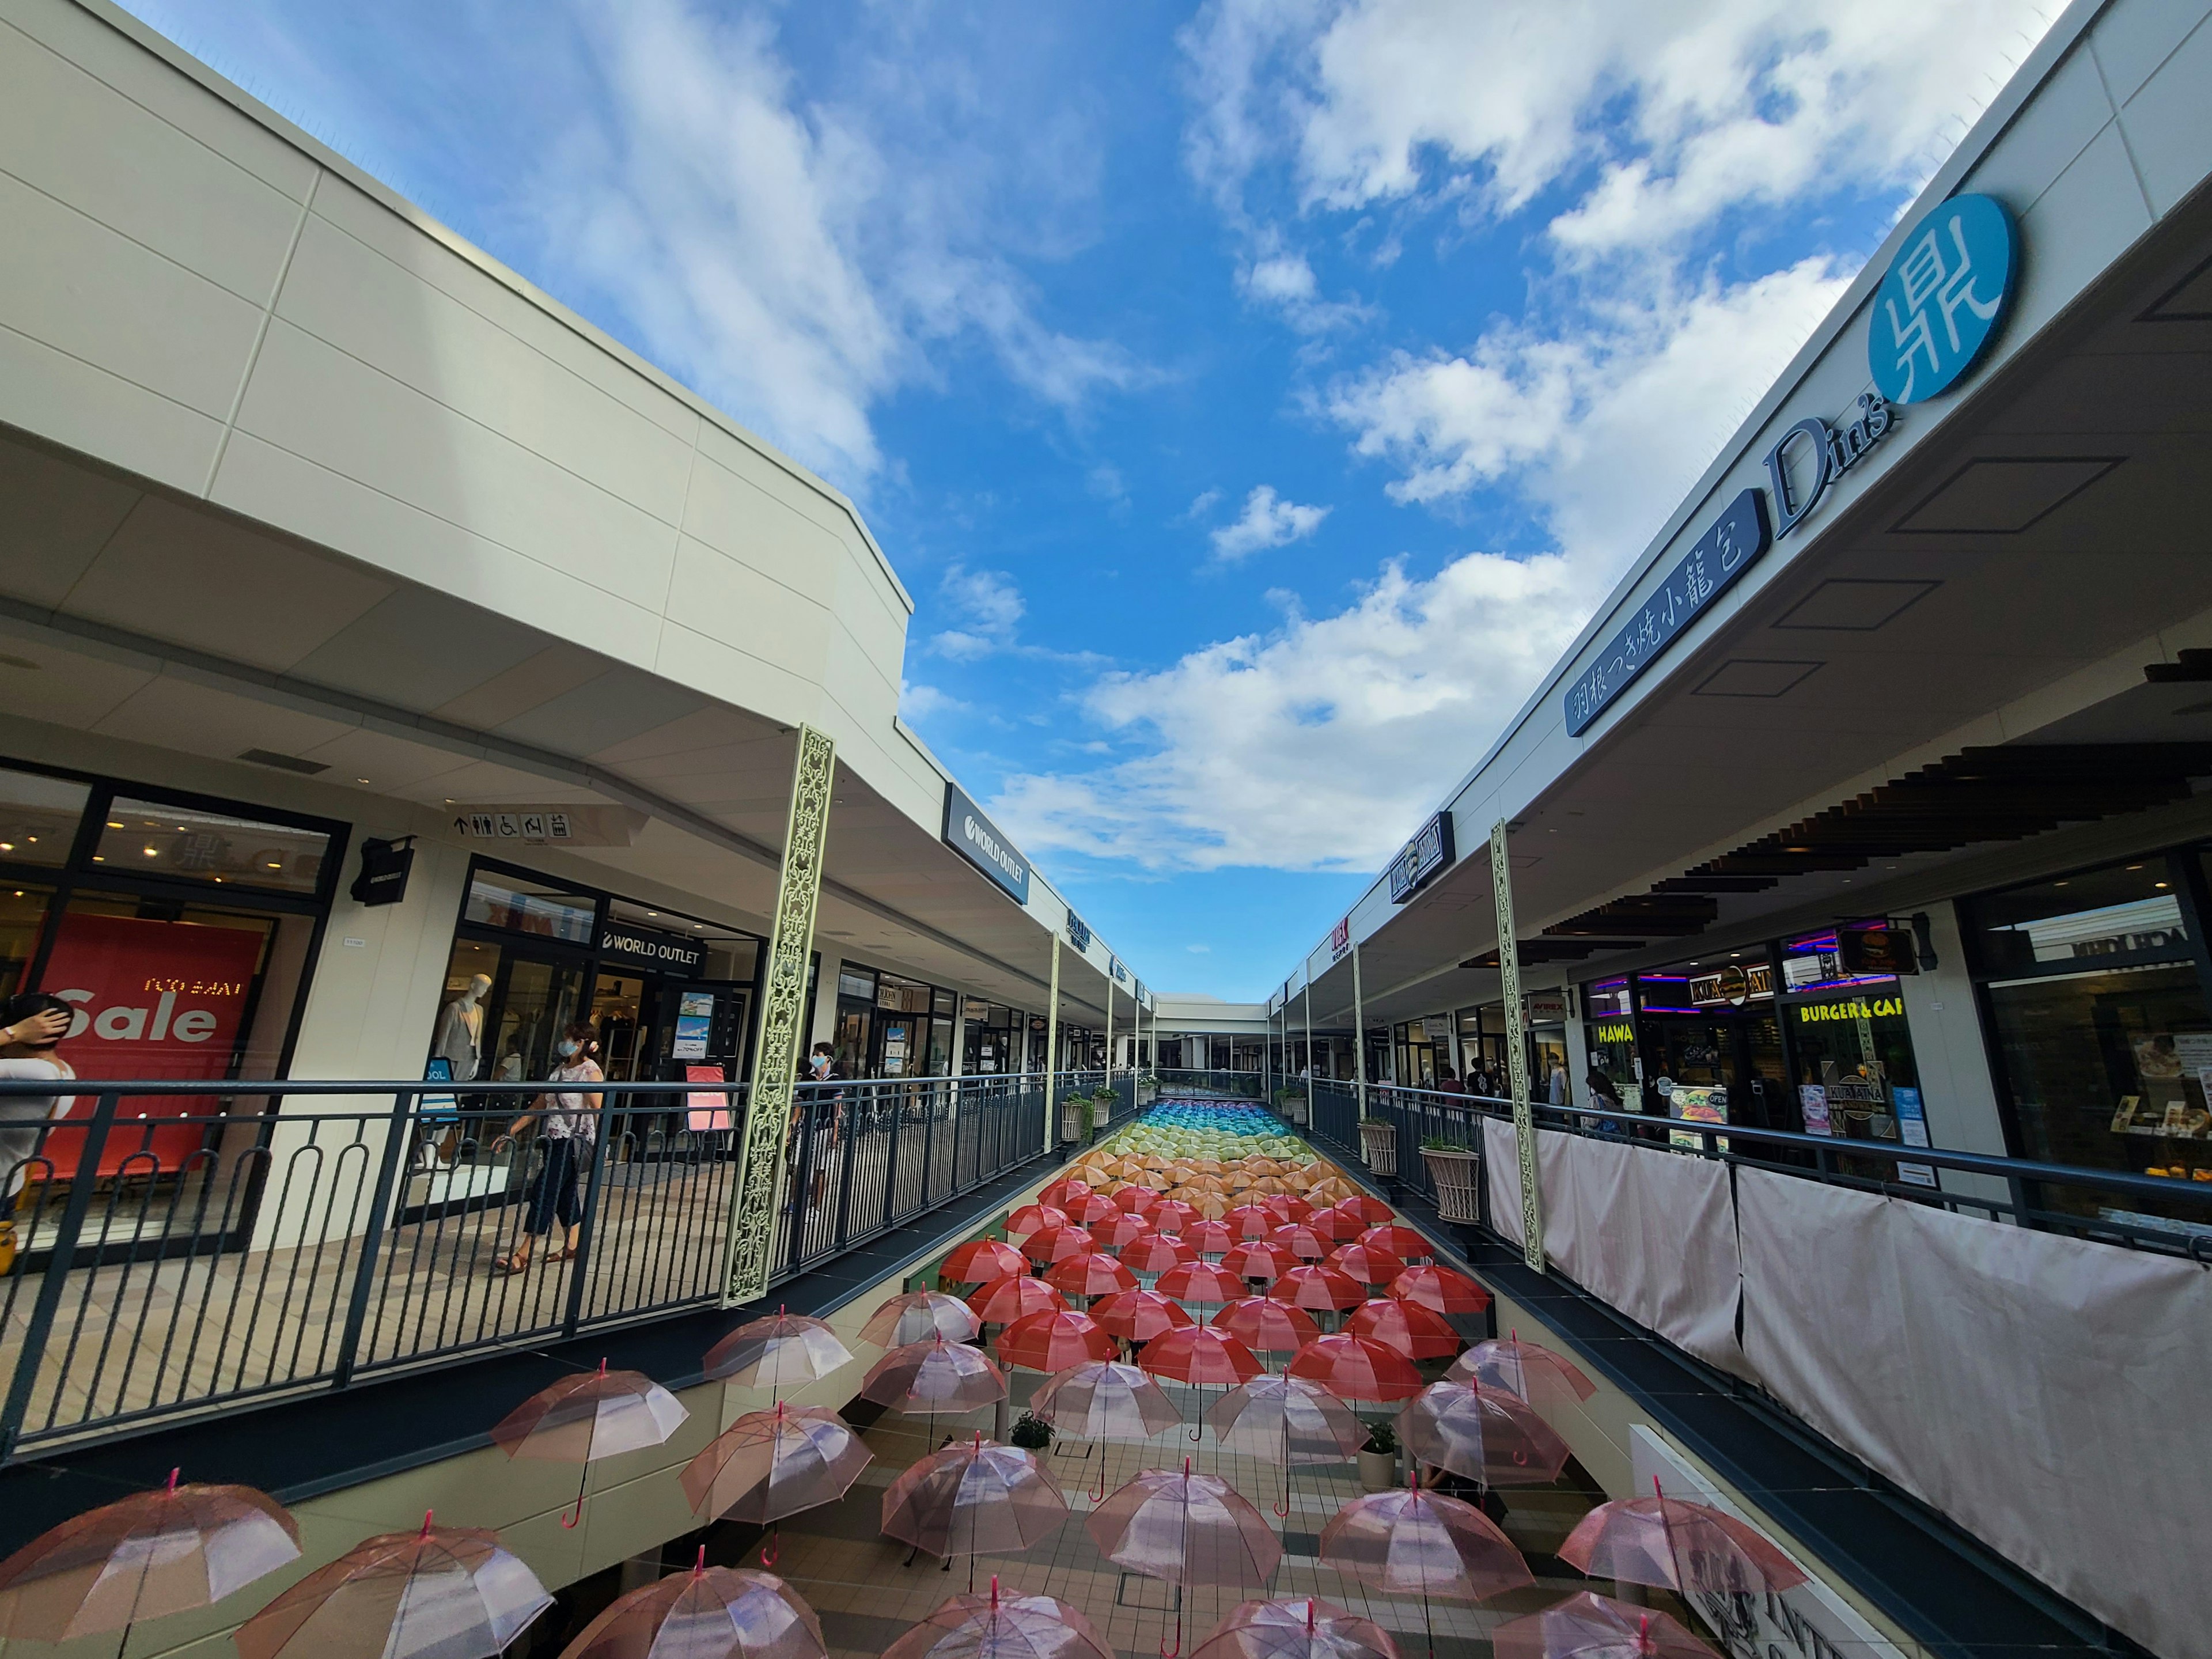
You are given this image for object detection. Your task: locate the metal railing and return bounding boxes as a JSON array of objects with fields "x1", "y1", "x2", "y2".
[
  {"x1": 0, "y1": 1071, "x2": 1046, "y2": 1459},
  {"x1": 1306, "y1": 1079, "x2": 2212, "y2": 1257}
]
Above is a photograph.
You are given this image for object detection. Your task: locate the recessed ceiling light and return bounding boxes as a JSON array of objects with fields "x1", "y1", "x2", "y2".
[{"x1": 355, "y1": 777, "x2": 370, "y2": 785}]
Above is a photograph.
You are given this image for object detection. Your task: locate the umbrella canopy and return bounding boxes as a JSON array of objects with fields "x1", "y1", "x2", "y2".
[
  {"x1": 706, "y1": 1312, "x2": 854, "y2": 1388},
  {"x1": 1346, "y1": 1299, "x2": 1460, "y2": 1361},
  {"x1": 1087, "y1": 1462, "x2": 1283, "y2": 1589},
  {"x1": 1390, "y1": 1267, "x2": 1493, "y2": 1319},
  {"x1": 491, "y1": 1365, "x2": 689, "y2": 1464},
  {"x1": 1490, "y1": 1593, "x2": 1710, "y2": 1659},
  {"x1": 1122, "y1": 1234, "x2": 1198, "y2": 1275},
  {"x1": 1357, "y1": 1226, "x2": 1431, "y2": 1261},
  {"x1": 1270, "y1": 1266, "x2": 1366, "y2": 1313},
  {"x1": 884, "y1": 1581, "x2": 1111, "y2": 1659},
  {"x1": 1557, "y1": 1493, "x2": 1808, "y2": 1596},
  {"x1": 1326, "y1": 1247, "x2": 1408, "y2": 1289},
  {"x1": 1180, "y1": 1219, "x2": 1235, "y2": 1254},
  {"x1": 858, "y1": 1337, "x2": 1009, "y2": 1414},
  {"x1": 234, "y1": 1516, "x2": 549, "y2": 1659},
  {"x1": 1091, "y1": 1289, "x2": 1196, "y2": 1343},
  {"x1": 1335, "y1": 1195, "x2": 1396, "y2": 1226},
  {"x1": 862, "y1": 1292, "x2": 984, "y2": 1349},
  {"x1": 968, "y1": 1275, "x2": 1069, "y2": 1326},
  {"x1": 1267, "y1": 1225, "x2": 1330, "y2": 1260},
  {"x1": 998, "y1": 1310, "x2": 1117, "y2": 1373},
  {"x1": 1032, "y1": 1360, "x2": 1181, "y2": 1441},
  {"x1": 1396, "y1": 1382, "x2": 1570, "y2": 1486},
  {"x1": 1064, "y1": 1192, "x2": 1122, "y2": 1227},
  {"x1": 1192, "y1": 1598, "x2": 1400, "y2": 1659},
  {"x1": 1022, "y1": 1225, "x2": 1097, "y2": 1266},
  {"x1": 1260, "y1": 1195, "x2": 1315, "y2": 1224},
  {"x1": 1204, "y1": 1376, "x2": 1365, "y2": 1464},
  {"x1": 1221, "y1": 1206, "x2": 1275, "y2": 1240},
  {"x1": 1447, "y1": 1337, "x2": 1594, "y2": 1403},
  {"x1": 1157, "y1": 1260, "x2": 1248, "y2": 1303},
  {"x1": 1006, "y1": 1204, "x2": 1069, "y2": 1241},
  {"x1": 941, "y1": 1240, "x2": 1027, "y2": 1287},
  {"x1": 0, "y1": 1472, "x2": 299, "y2": 1643},
  {"x1": 881, "y1": 1437, "x2": 1068, "y2": 1559},
  {"x1": 560, "y1": 1558, "x2": 826, "y2": 1659},
  {"x1": 682, "y1": 1403, "x2": 874, "y2": 1523},
  {"x1": 1210, "y1": 1297, "x2": 1320, "y2": 1357},
  {"x1": 1306, "y1": 1207, "x2": 1363, "y2": 1244},
  {"x1": 1139, "y1": 1326, "x2": 1265, "y2": 1387},
  {"x1": 1092, "y1": 1213, "x2": 1153, "y2": 1251},
  {"x1": 1220, "y1": 1243, "x2": 1298, "y2": 1283},
  {"x1": 1319, "y1": 1488, "x2": 1533, "y2": 1601},
  {"x1": 1153, "y1": 1200, "x2": 1200, "y2": 1234},
  {"x1": 1114, "y1": 1187, "x2": 1163, "y2": 1215},
  {"x1": 1046, "y1": 1252, "x2": 1139, "y2": 1300},
  {"x1": 1285, "y1": 1336, "x2": 1422, "y2": 1402},
  {"x1": 1038, "y1": 1178, "x2": 1093, "y2": 1210}
]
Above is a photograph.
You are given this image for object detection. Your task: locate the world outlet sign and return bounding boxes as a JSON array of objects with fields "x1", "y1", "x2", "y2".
[{"x1": 944, "y1": 782, "x2": 1031, "y2": 905}]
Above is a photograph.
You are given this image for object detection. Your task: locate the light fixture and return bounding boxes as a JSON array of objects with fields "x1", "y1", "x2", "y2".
[
  {"x1": 106, "y1": 821, "x2": 122, "y2": 830},
  {"x1": 142, "y1": 846, "x2": 158, "y2": 857},
  {"x1": 92, "y1": 855, "x2": 104, "y2": 862},
  {"x1": 2128, "y1": 863, "x2": 2144, "y2": 871},
  {"x1": 647, "y1": 910, "x2": 657, "y2": 917},
  {"x1": 2054, "y1": 880, "x2": 2068, "y2": 887},
  {"x1": 0, "y1": 843, "x2": 11, "y2": 853},
  {"x1": 2157, "y1": 881, "x2": 2171, "y2": 889},
  {"x1": 355, "y1": 777, "x2": 370, "y2": 785}
]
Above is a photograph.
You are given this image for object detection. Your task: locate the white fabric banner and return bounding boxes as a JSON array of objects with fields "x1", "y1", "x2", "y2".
[
  {"x1": 1482, "y1": 1115, "x2": 1523, "y2": 1249},
  {"x1": 1738, "y1": 1169, "x2": 2212, "y2": 1659}
]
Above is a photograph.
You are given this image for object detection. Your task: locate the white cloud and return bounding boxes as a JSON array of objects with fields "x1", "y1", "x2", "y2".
[
  {"x1": 900, "y1": 681, "x2": 965, "y2": 722},
  {"x1": 1187, "y1": 488, "x2": 1225, "y2": 519},
  {"x1": 1187, "y1": 944, "x2": 1214, "y2": 953},
  {"x1": 1210, "y1": 486, "x2": 1333, "y2": 560},
  {"x1": 991, "y1": 549, "x2": 1582, "y2": 871},
  {"x1": 930, "y1": 565, "x2": 1026, "y2": 660}
]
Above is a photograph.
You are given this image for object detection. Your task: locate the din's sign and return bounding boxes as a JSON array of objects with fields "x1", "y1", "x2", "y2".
[{"x1": 1867, "y1": 194, "x2": 2017, "y2": 404}]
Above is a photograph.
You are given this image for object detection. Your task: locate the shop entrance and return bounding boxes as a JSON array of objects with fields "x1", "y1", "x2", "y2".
[{"x1": 1636, "y1": 965, "x2": 1787, "y2": 1131}]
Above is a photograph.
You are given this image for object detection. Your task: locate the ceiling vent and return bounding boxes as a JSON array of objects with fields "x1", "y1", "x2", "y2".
[
  {"x1": 1891, "y1": 457, "x2": 2122, "y2": 533},
  {"x1": 1691, "y1": 659, "x2": 1823, "y2": 699},
  {"x1": 238, "y1": 748, "x2": 329, "y2": 775},
  {"x1": 1773, "y1": 578, "x2": 1940, "y2": 631}
]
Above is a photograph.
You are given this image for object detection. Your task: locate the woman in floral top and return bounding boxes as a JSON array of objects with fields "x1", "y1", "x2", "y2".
[{"x1": 494, "y1": 1022, "x2": 603, "y2": 1274}]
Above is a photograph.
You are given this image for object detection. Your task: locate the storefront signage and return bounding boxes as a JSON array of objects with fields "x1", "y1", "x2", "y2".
[
  {"x1": 1112, "y1": 959, "x2": 1128, "y2": 985},
  {"x1": 1524, "y1": 989, "x2": 1567, "y2": 1025},
  {"x1": 1328, "y1": 916, "x2": 1351, "y2": 961},
  {"x1": 596, "y1": 923, "x2": 708, "y2": 976},
  {"x1": 1763, "y1": 393, "x2": 1893, "y2": 539},
  {"x1": 1563, "y1": 488, "x2": 1772, "y2": 737},
  {"x1": 1388, "y1": 813, "x2": 1455, "y2": 903},
  {"x1": 1421, "y1": 1015, "x2": 1453, "y2": 1043},
  {"x1": 1868, "y1": 194, "x2": 2017, "y2": 404},
  {"x1": 1838, "y1": 924, "x2": 1919, "y2": 976},
  {"x1": 1797, "y1": 995, "x2": 1906, "y2": 1022},
  {"x1": 450, "y1": 805, "x2": 640, "y2": 846},
  {"x1": 1592, "y1": 1019, "x2": 1635, "y2": 1046},
  {"x1": 1065, "y1": 911, "x2": 1092, "y2": 952},
  {"x1": 1691, "y1": 961, "x2": 1773, "y2": 1006},
  {"x1": 349, "y1": 836, "x2": 414, "y2": 907},
  {"x1": 942, "y1": 783, "x2": 1031, "y2": 905}
]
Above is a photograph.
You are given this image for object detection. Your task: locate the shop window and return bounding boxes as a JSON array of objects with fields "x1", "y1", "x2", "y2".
[
  {"x1": 876, "y1": 972, "x2": 934, "y2": 1014},
  {"x1": 0, "y1": 766, "x2": 89, "y2": 866},
  {"x1": 1785, "y1": 987, "x2": 1921, "y2": 1145},
  {"x1": 1581, "y1": 981, "x2": 1640, "y2": 1110},
  {"x1": 93, "y1": 797, "x2": 328, "y2": 895},
  {"x1": 464, "y1": 871, "x2": 594, "y2": 945},
  {"x1": 838, "y1": 967, "x2": 877, "y2": 1001},
  {"x1": 1584, "y1": 978, "x2": 1631, "y2": 1020},
  {"x1": 1964, "y1": 860, "x2": 2188, "y2": 979},
  {"x1": 0, "y1": 885, "x2": 55, "y2": 998}
]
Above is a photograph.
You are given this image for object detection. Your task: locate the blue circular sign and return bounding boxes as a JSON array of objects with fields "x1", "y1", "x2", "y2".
[{"x1": 1866, "y1": 194, "x2": 2017, "y2": 404}]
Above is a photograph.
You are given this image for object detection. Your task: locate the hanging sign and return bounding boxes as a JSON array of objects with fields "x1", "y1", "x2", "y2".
[
  {"x1": 943, "y1": 783, "x2": 1031, "y2": 904},
  {"x1": 1867, "y1": 194, "x2": 2018, "y2": 404},
  {"x1": 1388, "y1": 813, "x2": 1456, "y2": 903}
]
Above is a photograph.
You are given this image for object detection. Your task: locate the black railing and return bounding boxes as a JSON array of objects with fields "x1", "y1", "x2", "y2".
[
  {"x1": 1306, "y1": 1080, "x2": 2212, "y2": 1257},
  {"x1": 0, "y1": 1072, "x2": 1046, "y2": 1460}
]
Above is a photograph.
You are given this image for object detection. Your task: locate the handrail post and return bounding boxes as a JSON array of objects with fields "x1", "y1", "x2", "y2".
[
  {"x1": 831, "y1": 1085, "x2": 861, "y2": 1249},
  {"x1": 561, "y1": 1107, "x2": 618, "y2": 1338},
  {"x1": 2, "y1": 1089, "x2": 121, "y2": 1461},
  {"x1": 332, "y1": 1089, "x2": 418, "y2": 1387},
  {"x1": 786, "y1": 1089, "x2": 820, "y2": 1275},
  {"x1": 882, "y1": 1084, "x2": 904, "y2": 1228}
]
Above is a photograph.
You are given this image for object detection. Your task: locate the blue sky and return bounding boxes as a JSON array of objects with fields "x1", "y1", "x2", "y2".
[{"x1": 123, "y1": 0, "x2": 2063, "y2": 998}]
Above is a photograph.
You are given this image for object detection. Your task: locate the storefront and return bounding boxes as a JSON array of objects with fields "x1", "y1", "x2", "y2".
[
  {"x1": 831, "y1": 963, "x2": 955, "y2": 1078},
  {"x1": 0, "y1": 757, "x2": 342, "y2": 1187},
  {"x1": 965, "y1": 999, "x2": 1031, "y2": 1076}
]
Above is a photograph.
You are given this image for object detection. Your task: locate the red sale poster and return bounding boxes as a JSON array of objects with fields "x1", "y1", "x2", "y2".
[{"x1": 38, "y1": 913, "x2": 266, "y2": 1177}]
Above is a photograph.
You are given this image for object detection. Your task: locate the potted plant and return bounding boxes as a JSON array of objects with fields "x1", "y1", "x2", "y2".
[
  {"x1": 1137, "y1": 1070, "x2": 1157, "y2": 1107},
  {"x1": 1421, "y1": 1135, "x2": 1481, "y2": 1223},
  {"x1": 1010, "y1": 1410, "x2": 1055, "y2": 1452},
  {"x1": 1357, "y1": 1420, "x2": 1399, "y2": 1491},
  {"x1": 1358, "y1": 1115, "x2": 1397, "y2": 1177},
  {"x1": 1092, "y1": 1086, "x2": 1115, "y2": 1129},
  {"x1": 1059, "y1": 1094, "x2": 1086, "y2": 1145}
]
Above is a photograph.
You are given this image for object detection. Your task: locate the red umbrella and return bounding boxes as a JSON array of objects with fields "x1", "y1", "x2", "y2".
[
  {"x1": 1065, "y1": 1192, "x2": 1122, "y2": 1227},
  {"x1": 560, "y1": 1553, "x2": 826, "y2": 1659},
  {"x1": 1356, "y1": 1224, "x2": 1431, "y2": 1260},
  {"x1": 1491, "y1": 1593, "x2": 1709, "y2": 1659},
  {"x1": 1210, "y1": 1297, "x2": 1320, "y2": 1357},
  {"x1": 1448, "y1": 1335, "x2": 1594, "y2": 1403},
  {"x1": 885, "y1": 1579, "x2": 1111, "y2": 1659},
  {"x1": 859, "y1": 1293, "x2": 982, "y2": 1349},
  {"x1": 1270, "y1": 1266, "x2": 1366, "y2": 1313},
  {"x1": 491, "y1": 1362, "x2": 690, "y2": 1527},
  {"x1": 1221, "y1": 1205, "x2": 1275, "y2": 1240},
  {"x1": 1347, "y1": 1298, "x2": 1460, "y2": 1361},
  {"x1": 1092, "y1": 1288, "x2": 1196, "y2": 1343},
  {"x1": 1115, "y1": 1187, "x2": 1163, "y2": 1215},
  {"x1": 1396, "y1": 1381, "x2": 1570, "y2": 1486},
  {"x1": 1156, "y1": 1260, "x2": 1247, "y2": 1304},
  {"x1": 0, "y1": 1470, "x2": 300, "y2": 1647},
  {"x1": 1327, "y1": 1245, "x2": 1408, "y2": 1288},
  {"x1": 1047, "y1": 1252, "x2": 1138, "y2": 1300},
  {"x1": 1390, "y1": 1266, "x2": 1492, "y2": 1318},
  {"x1": 1192, "y1": 1597, "x2": 1400, "y2": 1659},
  {"x1": 1007, "y1": 1203, "x2": 1069, "y2": 1240},
  {"x1": 1260, "y1": 1194, "x2": 1316, "y2": 1224},
  {"x1": 1181, "y1": 1218, "x2": 1234, "y2": 1253},
  {"x1": 968, "y1": 1275, "x2": 1068, "y2": 1325},
  {"x1": 1038, "y1": 1177, "x2": 1093, "y2": 1210},
  {"x1": 1123, "y1": 1234, "x2": 1197, "y2": 1275},
  {"x1": 1558, "y1": 1482, "x2": 1807, "y2": 1596},
  {"x1": 1153, "y1": 1200, "x2": 1200, "y2": 1233},
  {"x1": 1092, "y1": 1213, "x2": 1153, "y2": 1252},
  {"x1": 1221, "y1": 1242, "x2": 1298, "y2": 1283},
  {"x1": 1306, "y1": 1206, "x2": 1363, "y2": 1243},
  {"x1": 1286, "y1": 1335, "x2": 1422, "y2": 1401},
  {"x1": 683, "y1": 1401, "x2": 875, "y2": 1525},
  {"x1": 1139, "y1": 1326, "x2": 1264, "y2": 1388},
  {"x1": 998, "y1": 1310, "x2": 1116, "y2": 1373},
  {"x1": 1022, "y1": 1225, "x2": 1097, "y2": 1266},
  {"x1": 942, "y1": 1240, "x2": 1027, "y2": 1286},
  {"x1": 1267, "y1": 1224, "x2": 1329, "y2": 1260}
]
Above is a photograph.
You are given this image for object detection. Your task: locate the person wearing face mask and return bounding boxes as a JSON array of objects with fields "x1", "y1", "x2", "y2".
[{"x1": 494, "y1": 1022, "x2": 603, "y2": 1275}]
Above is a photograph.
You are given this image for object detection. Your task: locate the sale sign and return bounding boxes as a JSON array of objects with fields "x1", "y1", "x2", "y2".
[{"x1": 39, "y1": 913, "x2": 266, "y2": 1177}]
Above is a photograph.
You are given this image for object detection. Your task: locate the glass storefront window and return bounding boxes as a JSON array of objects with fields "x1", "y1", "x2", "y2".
[
  {"x1": 1785, "y1": 986, "x2": 1919, "y2": 1145},
  {"x1": 0, "y1": 884, "x2": 54, "y2": 997},
  {"x1": 464, "y1": 870, "x2": 594, "y2": 944},
  {"x1": 1582, "y1": 982, "x2": 1641, "y2": 1111},
  {"x1": 94, "y1": 798, "x2": 329, "y2": 894},
  {"x1": 839, "y1": 968, "x2": 877, "y2": 1001},
  {"x1": 0, "y1": 767, "x2": 89, "y2": 866},
  {"x1": 1965, "y1": 860, "x2": 2188, "y2": 979}
]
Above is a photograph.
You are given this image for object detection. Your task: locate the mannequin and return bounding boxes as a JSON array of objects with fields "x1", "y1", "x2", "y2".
[{"x1": 433, "y1": 975, "x2": 492, "y2": 1081}]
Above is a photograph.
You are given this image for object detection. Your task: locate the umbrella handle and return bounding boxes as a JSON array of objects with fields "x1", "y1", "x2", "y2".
[
  {"x1": 762, "y1": 1527, "x2": 781, "y2": 1569},
  {"x1": 559, "y1": 1461, "x2": 590, "y2": 1529},
  {"x1": 1160, "y1": 1610, "x2": 1183, "y2": 1659}
]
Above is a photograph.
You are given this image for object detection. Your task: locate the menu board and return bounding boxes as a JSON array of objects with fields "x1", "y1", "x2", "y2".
[
  {"x1": 1669, "y1": 1085, "x2": 1728, "y2": 1152},
  {"x1": 672, "y1": 990, "x2": 715, "y2": 1060}
]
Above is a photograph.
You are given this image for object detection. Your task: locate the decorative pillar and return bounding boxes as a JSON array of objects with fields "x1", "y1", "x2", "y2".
[
  {"x1": 1303, "y1": 975, "x2": 1316, "y2": 1111},
  {"x1": 1351, "y1": 944, "x2": 1367, "y2": 1121},
  {"x1": 1491, "y1": 819, "x2": 1544, "y2": 1272},
  {"x1": 723, "y1": 725, "x2": 835, "y2": 1306},
  {"x1": 1104, "y1": 964, "x2": 1116, "y2": 1082},
  {"x1": 1044, "y1": 934, "x2": 1060, "y2": 1146}
]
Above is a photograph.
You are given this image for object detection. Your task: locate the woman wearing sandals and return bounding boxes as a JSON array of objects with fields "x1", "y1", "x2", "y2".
[{"x1": 495, "y1": 1022, "x2": 603, "y2": 1274}]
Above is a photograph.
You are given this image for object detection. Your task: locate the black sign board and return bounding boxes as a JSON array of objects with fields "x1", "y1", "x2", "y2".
[
  {"x1": 1839, "y1": 925, "x2": 1919, "y2": 977},
  {"x1": 1066, "y1": 911, "x2": 1092, "y2": 952},
  {"x1": 944, "y1": 783, "x2": 1032, "y2": 904},
  {"x1": 1388, "y1": 813, "x2": 1456, "y2": 904},
  {"x1": 350, "y1": 836, "x2": 414, "y2": 907},
  {"x1": 596, "y1": 923, "x2": 708, "y2": 976}
]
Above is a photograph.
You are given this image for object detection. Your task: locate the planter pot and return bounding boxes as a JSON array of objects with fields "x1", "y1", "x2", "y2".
[
  {"x1": 1422, "y1": 1146, "x2": 1481, "y2": 1224},
  {"x1": 1093, "y1": 1099, "x2": 1112, "y2": 1128},
  {"x1": 1357, "y1": 1448, "x2": 1397, "y2": 1492},
  {"x1": 1358, "y1": 1120, "x2": 1397, "y2": 1177},
  {"x1": 1059, "y1": 1103, "x2": 1085, "y2": 1144},
  {"x1": 1138, "y1": 1084, "x2": 1156, "y2": 1106}
]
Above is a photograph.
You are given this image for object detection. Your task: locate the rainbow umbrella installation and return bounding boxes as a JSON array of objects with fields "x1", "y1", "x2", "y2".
[
  {"x1": 559, "y1": 1552, "x2": 828, "y2": 1659},
  {"x1": 1088, "y1": 1460, "x2": 1284, "y2": 1658},
  {"x1": 491, "y1": 1362, "x2": 690, "y2": 1528}
]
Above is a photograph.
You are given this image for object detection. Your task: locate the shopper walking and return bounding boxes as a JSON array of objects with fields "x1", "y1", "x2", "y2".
[{"x1": 495, "y1": 1023, "x2": 603, "y2": 1274}]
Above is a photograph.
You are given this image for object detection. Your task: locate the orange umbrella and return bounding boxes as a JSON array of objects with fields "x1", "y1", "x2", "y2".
[
  {"x1": 1185, "y1": 1193, "x2": 1234, "y2": 1220},
  {"x1": 1136, "y1": 1169, "x2": 1176, "y2": 1191},
  {"x1": 968, "y1": 1274, "x2": 1068, "y2": 1325},
  {"x1": 1047, "y1": 1252, "x2": 1139, "y2": 1300},
  {"x1": 1347, "y1": 1297, "x2": 1459, "y2": 1360},
  {"x1": 1180, "y1": 1175, "x2": 1229, "y2": 1194},
  {"x1": 998, "y1": 1310, "x2": 1116, "y2": 1373},
  {"x1": 1250, "y1": 1177, "x2": 1291, "y2": 1196},
  {"x1": 1245, "y1": 1158, "x2": 1285, "y2": 1176},
  {"x1": 942, "y1": 1240, "x2": 1027, "y2": 1286}
]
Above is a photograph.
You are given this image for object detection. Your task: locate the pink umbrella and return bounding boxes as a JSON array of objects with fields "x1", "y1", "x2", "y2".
[
  {"x1": 884, "y1": 1578, "x2": 1112, "y2": 1659},
  {"x1": 1396, "y1": 1381, "x2": 1569, "y2": 1487},
  {"x1": 491, "y1": 1362, "x2": 690, "y2": 1528},
  {"x1": 859, "y1": 1336, "x2": 1008, "y2": 1441},
  {"x1": 882, "y1": 1434, "x2": 1069, "y2": 1584},
  {"x1": 1558, "y1": 1480, "x2": 1808, "y2": 1598},
  {"x1": 1192, "y1": 1597, "x2": 1400, "y2": 1659},
  {"x1": 863, "y1": 1291, "x2": 984, "y2": 1349},
  {"x1": 969, "y1": 1275, "x2": 1069, "y2": 1326},
  {"x1": 236, "y1": 1512, "x2": 550, "y2": 1659},
  {"x1": 1206, "y1": 1374, "x2": 1366, "y2": 1520},
  {"x1": 560, "y1": 1551, "x2": 827, "y2": 1659},
  {"x1": 706, "y1": 1310, "x2": 854, "y2": 1395},
  {"x1": 1447, "y1": 1334, "x2": 1594, "y2": 1405},
  {"x1": 682, "y1": 1402, "x2": 874, "y2": 1536},
  {"x1": 1490, "y1": 1592, "x2": 1710, "y2": 1659},
  {"x1": 1032, "y1": 1361, "x2": 1181, "y2": 1442},
  {"x1": 1320, "y1": 1483, "x2": 1532, "y2": 1658},
  {"x1": 1088, "y1": 1460, "x2": 1285, "y2": 1657}
]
